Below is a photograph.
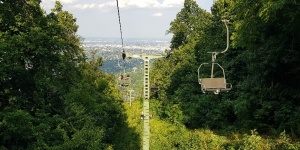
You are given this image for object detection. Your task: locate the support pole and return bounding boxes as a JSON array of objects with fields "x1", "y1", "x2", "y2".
[
  {"x1": 128, "y1": 89, "x2": 134, "y2": 106},
  {"x1": 143, "y1": 56, "x2": 150, "y2": 150},
  {"x1": 129, "y1": 54, "x2": 164, "y2": 150}
]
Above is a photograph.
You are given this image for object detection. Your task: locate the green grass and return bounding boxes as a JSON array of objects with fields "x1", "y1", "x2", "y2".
[{"x1": 117, "y1": 100, "x2": 300, "y2": 150}]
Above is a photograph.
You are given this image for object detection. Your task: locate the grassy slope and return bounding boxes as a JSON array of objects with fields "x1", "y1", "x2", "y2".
[
  {"x1": 116, "y1": 99, "x2": 300, "y2": 150},
  {"x1": 113, "y1": 65, "x2": 300, "y2": 150}
]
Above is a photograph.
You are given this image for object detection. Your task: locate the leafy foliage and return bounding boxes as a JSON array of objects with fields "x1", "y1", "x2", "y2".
[
  {"x1": 0, "y1": 1, "x2": 130, "y2": 149},
  {"x1": 1, "y1": 0, "x2": 300, "y2": 149},
  {"x1": 151, "y1": 0, "x2": 300, "y2": 142},
  {"x1": 167, "y1": 0, "x2": 212, "y2": 49}
]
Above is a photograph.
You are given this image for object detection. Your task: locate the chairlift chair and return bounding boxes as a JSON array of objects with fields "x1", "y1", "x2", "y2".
[
  {"x1": 198, "y1": 63, "x2": 232, "y2": 94},
  {"x1": 150, "y1": 80, "x2": 159, "y2": 92},
  {"x1": 118, "y1": 73, "x2": 131, "y2": 87},
  {"x1": 197, "y1": 20, "x2": 232, "y2": 94},
  {"x1": 150, "y1": 87, "x2": 159, "y2": 92}
]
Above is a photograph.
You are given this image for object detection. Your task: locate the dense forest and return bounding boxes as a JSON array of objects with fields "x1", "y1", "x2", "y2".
[
  {"x1": 0, "y1": 1, "x2": 134, "y2": 149},
  {"x1": 1, "y1": 0, "x2": 300, "y2": 149},
  {"x1": 150, "y1": 0, "x2": 300, "y2": 148}
]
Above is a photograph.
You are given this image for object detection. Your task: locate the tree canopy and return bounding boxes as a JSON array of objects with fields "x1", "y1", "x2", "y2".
[
  {"x1": 152, "y1": 0, "x2": 300, "y2": 136},
  {"x1": 0, "y1": 1, "x2": 129, "y2": 149},
  {"x1": 1, "y1": 0, "x2": 300, "y2": 149}
]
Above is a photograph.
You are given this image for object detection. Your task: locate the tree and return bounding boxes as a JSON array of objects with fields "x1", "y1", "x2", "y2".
[
  {"x1": 0, "y1": 1, "x2": 128, "y2": 149},
  {"x1": 167, "y1": 0, "x2": 211, "y2": 50},
  {"x1": 230, "y1": 0, "x2": 300, "y2": 134},
  {"x1": 151, "y1": 2, "x2": 213, "y2": 126}
]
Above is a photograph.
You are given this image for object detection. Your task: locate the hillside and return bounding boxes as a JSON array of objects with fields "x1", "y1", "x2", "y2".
[{"x1": 1, "y1": 0, "x2": 300, "y2": 149}]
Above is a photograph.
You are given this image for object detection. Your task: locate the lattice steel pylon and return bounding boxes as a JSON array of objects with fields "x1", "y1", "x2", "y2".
[{"x1": 128, "y1": 53, "x2": 164, "y2": 150}]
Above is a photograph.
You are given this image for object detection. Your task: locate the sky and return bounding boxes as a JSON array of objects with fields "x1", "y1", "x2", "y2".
[{"x1": 40, "y1": 0, "x2": 214, "y2": 39}]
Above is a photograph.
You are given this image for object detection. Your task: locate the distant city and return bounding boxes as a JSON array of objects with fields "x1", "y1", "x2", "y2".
[{"x1": 82, "y1": 37, "x2": 171, "y2": 73}]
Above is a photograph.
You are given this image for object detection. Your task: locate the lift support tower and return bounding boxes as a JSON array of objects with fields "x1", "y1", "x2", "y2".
[{"x1": 129, "y1": 53, "x2": 164, "y2": 150}]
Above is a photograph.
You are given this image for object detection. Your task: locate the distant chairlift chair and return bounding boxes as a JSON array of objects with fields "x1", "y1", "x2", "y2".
[
  {"x1": 150, "y1": 80, "x2": 159, "y2": 92},
  {"x1": 118, "y1": 73, "x2": 131, "y2": 87},
  {"x1": 150, "y1": 86, "x2": 159, "y2": 92}
]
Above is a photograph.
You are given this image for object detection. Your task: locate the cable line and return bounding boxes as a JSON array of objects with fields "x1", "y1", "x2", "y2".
[
  {"x1": 116, "y1": 0, "x2": 126, "y2": 61},
  {"x1": 116, "y1": 0, "x2": 131, "y2": 89}
]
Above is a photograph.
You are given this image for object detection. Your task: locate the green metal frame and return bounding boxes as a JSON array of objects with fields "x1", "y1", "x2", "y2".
[{"x1": 128, "y1": 53, "x2": 164, "y2": 150}]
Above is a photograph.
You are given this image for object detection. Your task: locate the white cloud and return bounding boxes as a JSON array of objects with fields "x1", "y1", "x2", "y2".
[
  {"x1": 162, "y1": 0, "x2": 184, "y2": 8},
  {"x1": 98, "y1": 2, "x2": 115, "y2": 9},
  {"x1": 74, "y1": 3, "x2": 96, "y2": 9},
  {"x1": 96, "y1": 0, "x2": 159, "y2": 9},
  {"x1": 60, "y1": 0, "x2": 76, "y2": 4},
  {"x1": 153, "y1": 12, "x2": 162, "y2": 17},
  {"x1": 40, "y1": 0, "x2": 77, "y2": 10},
  {"x1": 70, "y1": 0, "x2": 184, "y2": 10},
  {"x1": 42, "y1": 0, "x2": 76, "y2": 4},
  {"x1": 41, "y1": 0, "x2": 184, "y2": 11}
]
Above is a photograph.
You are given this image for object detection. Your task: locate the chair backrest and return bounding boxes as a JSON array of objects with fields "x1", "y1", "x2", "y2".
[{"x1": 200, "y1": 78, "x2": 226, "y2": 89}]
